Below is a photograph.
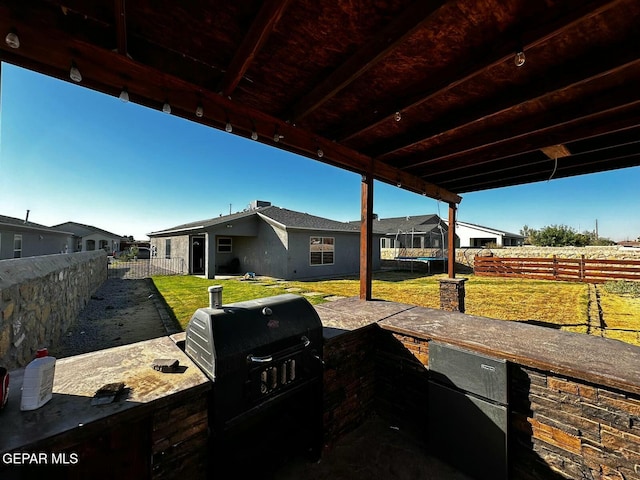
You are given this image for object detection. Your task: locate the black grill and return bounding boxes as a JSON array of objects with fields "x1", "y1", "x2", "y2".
[{"x1": 184, "y1": 290, "x2": 324, "y2": 476}]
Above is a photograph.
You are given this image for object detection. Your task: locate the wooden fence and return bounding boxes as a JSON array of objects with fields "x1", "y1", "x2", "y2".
[{"x1": 474, "y1": 255, "x2": 640, "y2": 283}]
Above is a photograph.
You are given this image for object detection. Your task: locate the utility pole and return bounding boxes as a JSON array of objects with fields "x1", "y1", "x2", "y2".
[{"x1": 595, "y1": 219, "x2": 599, "y2": 240}]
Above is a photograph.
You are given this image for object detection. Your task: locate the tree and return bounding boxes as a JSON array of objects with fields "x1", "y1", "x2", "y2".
[
  {"x1": 519, "y1": 225, "x2": 537, "y2": 245},
  {"x1": 530, "y1": 224, "x2": 588, "y2": 247}
]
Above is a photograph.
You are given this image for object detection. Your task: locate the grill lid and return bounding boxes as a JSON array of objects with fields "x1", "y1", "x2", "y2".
[{"x1": 185, "y1": 293, "x2": 322, "y2": 381}]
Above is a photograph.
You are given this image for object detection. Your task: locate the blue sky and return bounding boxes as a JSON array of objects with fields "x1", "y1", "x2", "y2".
[{"x1": 1, "y1": 63, "x2": 639, "y2": 241}]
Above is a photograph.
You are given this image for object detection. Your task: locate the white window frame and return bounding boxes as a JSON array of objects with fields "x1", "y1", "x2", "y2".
[
  {"x1": 165, "y1": 239, "x2": 172, "y2": 259},
  {"x1": 217, "y1": 237, "x2": 232, "y2": 253},
  {"x1": 13, "y1": 234, "x2": 23, "y2": 258},
  {"x1": 310, "y1": 236, "x2": 334, "y2": 266}
]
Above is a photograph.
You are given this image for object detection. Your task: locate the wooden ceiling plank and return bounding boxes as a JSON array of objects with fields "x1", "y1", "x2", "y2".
[
  {"x1": 403, "y1": 84, "x2": 640, "y2": 172},
  {"x1": 288, "y1": 0, "x2": 446, "y2": 123},
  {"x1": 446, "y1": 152, "x2": 640, "y2": 193},
  {"x1": 115, "y1": 0, "x2": 127, "y2": 56},
  {"x1": 219, "y1": 0, "x2": 294, "y2": 98},
  {"x1": 373, "y1": 50, "x2": 640, "y2": 160},
  {"x1": 333, "y1": 0, "x2": 624, "y2": 143},
  {"x1": 414, "y1": 124, "x2": 640, "y2": 184},
  {"x1": 427, "y1": 139, "x2": 640, "y2": 186}
]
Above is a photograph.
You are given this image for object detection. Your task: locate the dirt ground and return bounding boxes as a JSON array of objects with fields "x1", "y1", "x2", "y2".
[{"x1": 49, "y1": 278, "x2": 178, "y2": 359}]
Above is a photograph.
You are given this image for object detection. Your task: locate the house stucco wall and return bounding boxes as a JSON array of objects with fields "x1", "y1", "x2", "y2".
[
  {"x1": 78, "y1": 232, "x2": 120, "y2": 253},
  {"x1": 231, "y1": 221, "x2": 288, "y2": 278},
  {"x1": 286, "y1": 230, "x2": 380, "y2": 280},
  {"x1": 0, "y1": 251, "x2": 106, "y2": 369},
  {"x1": 0, "y1": 229, "x2": 73, "y2": 260},
  {"x1": 150, "y1": 235, "x2": 190, "y2": 273}
]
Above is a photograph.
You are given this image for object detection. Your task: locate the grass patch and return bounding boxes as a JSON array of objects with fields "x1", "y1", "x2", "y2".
[
  {"x1": 598, "y1": 285, "x2": 640, "y2": 344},
  {"x1": 464, "y1": 276, "x2": 587, "y2": 328},
  {"x1": 152, "y1": 271, "x2": 639, "y2": 346},
  {"x1": 603, "y1": 280, "x2": 640, "y2": 297},
  {"x1": 152, "y1": 276, "x2": 327, "y2": 329}
]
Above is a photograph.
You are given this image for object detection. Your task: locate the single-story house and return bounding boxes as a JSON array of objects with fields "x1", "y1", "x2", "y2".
[
  {"x1": 0, "y1": 214, "x2": 73, "y2": 259},
  {"x1": 52, "y1": 222, "x2": 123, "y2": 254},
  {"x1": 444, "y1": 220, "x2": 525, "y2": 247},
  {"x1": 367, "y1": 214, "x2": 452, "y2": 252},
  {"x1": 148, "y1": 201, "x2": 381, "y2": 280}
]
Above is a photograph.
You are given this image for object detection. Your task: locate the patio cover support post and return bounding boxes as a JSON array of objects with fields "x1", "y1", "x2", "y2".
[
  {"x1": 360, "y1": 173, "x2": 373, "y2": 300},
  {"x1": 448, "y1": 202, "x2": 456, "y2": 278}
]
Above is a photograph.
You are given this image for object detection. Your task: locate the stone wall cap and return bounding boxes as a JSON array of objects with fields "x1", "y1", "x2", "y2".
[{"x1": 438, "y1": 277, "x2": 468, "y2": 284}]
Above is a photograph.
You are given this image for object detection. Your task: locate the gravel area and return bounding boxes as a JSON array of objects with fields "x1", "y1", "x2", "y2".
[{"x1": 49, "y1": 278, "x2": 179, "y2": 359}]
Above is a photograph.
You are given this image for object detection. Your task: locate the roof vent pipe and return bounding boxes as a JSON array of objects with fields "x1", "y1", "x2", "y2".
[
  {"x1": 24, "y1": 209, "x2": 30, "y2": 224},
  {"x1": 208, "y1": 285, "x2": 223, "y2": 309}
]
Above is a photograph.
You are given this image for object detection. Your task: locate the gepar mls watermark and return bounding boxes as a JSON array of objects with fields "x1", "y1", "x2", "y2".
[{"x1": 2, "y1": 452, "x2": 79, "y2": 465}]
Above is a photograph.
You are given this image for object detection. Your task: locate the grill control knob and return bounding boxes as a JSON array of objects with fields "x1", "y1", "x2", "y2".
[{"x1": 262, "y1": 307, "x2": 272, "y2": 316}]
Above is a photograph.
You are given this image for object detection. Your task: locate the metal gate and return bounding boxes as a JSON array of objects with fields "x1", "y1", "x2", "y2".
[{"x1": 107, "y1": 257, "x2": 187, "y2": 279}]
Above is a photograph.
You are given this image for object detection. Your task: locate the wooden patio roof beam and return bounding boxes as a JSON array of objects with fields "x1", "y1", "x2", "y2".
[
  {"x1": 0, "y1": 6, "x2": 461, "y2": 205},
  {"x1": 409, "y1": 120, "x2": 640, "y2": 182},
  {"x1": 114, "y1": 0, "x2": 127, "y2": 56},
  {"x1": 288, "y1": 0, "x2": 446, "y2": 123},
  {"x1": 404, "y1": 86, "x2": 640, "y2": 174},
  {"x1": 372, "y1": 49, "x2": 640, "y2": 160},
  {"x1": 360, "y1": 173, "x2": 374, "y2": 300},
  {"x1": 334, "y1": 0, "x2": 624, "y2": 143},
  {"x1": 433, "y1": 139, "x2": 640, "y2": 187},
  {"x1": 445, "y1": 151, "x2": 640, "y2": 193},
  {"x1": 219, "y1": 0, "x2": 294, "y2": 98}
]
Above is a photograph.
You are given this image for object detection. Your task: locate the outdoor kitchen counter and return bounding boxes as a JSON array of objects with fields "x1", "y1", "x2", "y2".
[
  {"x1": 0, "y1": 335, "x2": 211, "y2": 456},
  {"x1": 315, "y1": 297, "x2": 640, "y2": 396}
]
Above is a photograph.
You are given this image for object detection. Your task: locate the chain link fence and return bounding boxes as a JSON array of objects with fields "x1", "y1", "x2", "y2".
[{"x1": 107, "y1": 257, "x2": 187, "y2": 279}]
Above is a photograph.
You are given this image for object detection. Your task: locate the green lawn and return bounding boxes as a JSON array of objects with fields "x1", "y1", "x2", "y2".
[{"x1": 152, "y1": 272, "x2": 640, "y2": 346}]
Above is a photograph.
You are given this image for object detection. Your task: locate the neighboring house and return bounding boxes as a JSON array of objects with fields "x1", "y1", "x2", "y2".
[
  {"x1": 0, "y1": 214, "x2": 73, "y2": 260},
  {"x1": 368, "y1": 214, "x2": 451, "y2": 254},
  {"x1": 444, "y1": 220, "x2": 525, "y2": 247},
  {"x1": 618, "y1": 241, "x2": 640, "y2": 249},
  {"x1": 52, "y1": 221, "x2": 123, "y2": 254},
  {"x1": 148, "y1": 201, "x2": 381, "y2": 280}
]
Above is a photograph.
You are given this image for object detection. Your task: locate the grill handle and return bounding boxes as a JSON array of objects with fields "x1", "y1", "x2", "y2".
[
  {"x1": 248, "y1": 337, "x2": 313, "y2": 364},
  {"x1": 247, "y1": 354, "x2": 273, "y2": 364}
]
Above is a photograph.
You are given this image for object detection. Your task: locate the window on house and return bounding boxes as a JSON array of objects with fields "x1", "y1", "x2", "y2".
[
  {"x1": 13, "y1": 234, "x2": 22, "y2": 258},
  {"x1": 412, "y1": 237, "x2": 422, "y2": 248},
  {"x1": 310, "y1": 237, "x2": 334, "y2": 265},
  {"x1": 380, "y1": 237, "x2": 393, "y2": 248},
  {"x1": 217, "y1": 237, "x2": 232, "y2": 253},
  {"x1": 165, "y1": 239, "x2": 172, "y2": 259},
  {"x1": 86, "y1": 239, "x2": 96, "y2": 251},
  {"x1": 99, "y1": 240, "x2": 109, "y2": 251}
]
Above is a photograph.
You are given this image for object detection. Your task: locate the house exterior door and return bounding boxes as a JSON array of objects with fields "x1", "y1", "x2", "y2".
[{"x1": 191, "y1": 236, "x2": 205, "y2": 274}]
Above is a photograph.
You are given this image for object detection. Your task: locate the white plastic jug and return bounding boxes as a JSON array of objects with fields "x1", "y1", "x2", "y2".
[{"x1": 20, "y1": 348, "x2": 56, "y2": 411}]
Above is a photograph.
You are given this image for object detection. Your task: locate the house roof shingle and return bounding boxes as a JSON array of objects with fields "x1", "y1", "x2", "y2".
[
  {"x1": 446, "y1": 220, "x2": 524, "y2": 239},
  {"x1": 371, "y1": 214, "x2": 444, "y2": 235},
  {"x1": 52, "y1": 221, "x2": 123, "y2": 239},
  {"x1": 148, "y1": 205, "x2": 361, "y2": 236},
  {"x1": 0, "y1": 214, "x2": 73, "y2": 235}
]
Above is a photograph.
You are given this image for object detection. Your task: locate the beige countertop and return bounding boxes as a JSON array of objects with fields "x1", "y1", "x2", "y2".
[
  {"x1": 1, "y1": 336, "x2": 211, "y2": 454},
  {"x1": 316, "y1": 297, "x2": 640, "y2": 396}
]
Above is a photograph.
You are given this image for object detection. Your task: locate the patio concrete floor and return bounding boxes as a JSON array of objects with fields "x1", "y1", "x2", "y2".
[{"x1": 275, "y1": 415, "x2": 472, "y2": 480}]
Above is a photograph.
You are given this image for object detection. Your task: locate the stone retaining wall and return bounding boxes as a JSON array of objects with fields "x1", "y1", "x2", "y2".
[{"x1": 0, "y1": 251, "x2": 107, "y2": 369}]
